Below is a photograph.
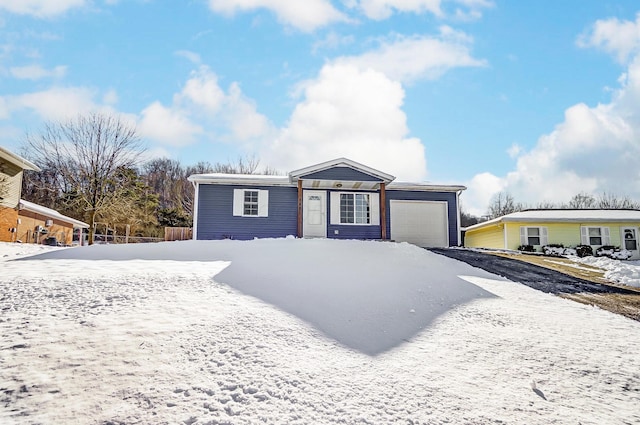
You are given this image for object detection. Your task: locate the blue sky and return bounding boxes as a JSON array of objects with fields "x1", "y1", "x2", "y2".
[{"x1": 1, "y1": 1, "x2": 640, "y2": 215}]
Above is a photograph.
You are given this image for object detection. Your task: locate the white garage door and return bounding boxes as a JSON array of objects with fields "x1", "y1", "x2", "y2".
[{"x1": 390, "y1": 200, "x2": 449, "y2": 247}]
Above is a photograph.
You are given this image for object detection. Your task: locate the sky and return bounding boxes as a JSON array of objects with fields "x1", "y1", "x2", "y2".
[{"x1": 1, "y1": 1, "x2": 640, "y2": 216}]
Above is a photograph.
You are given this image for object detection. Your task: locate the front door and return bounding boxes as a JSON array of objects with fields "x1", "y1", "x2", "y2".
[
  {"x1": 621, "y1": 227, "x2": 639, "y2": 259},
  {"x1": 303, "y1": 190, "x2": 326, "y2": 238}
]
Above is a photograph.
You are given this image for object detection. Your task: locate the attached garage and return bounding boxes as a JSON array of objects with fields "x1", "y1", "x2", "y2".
[{"x1": 390, "y1": 200, "x2": 449, "y2": 247}]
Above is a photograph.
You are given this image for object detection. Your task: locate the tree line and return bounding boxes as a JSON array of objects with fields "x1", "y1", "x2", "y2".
[
  {"x1": 461, "y1": 191, "x2": 640, "y2": 227},
  {"x1": 20, "y1": 112, "x2": 277, "y2": 244}
]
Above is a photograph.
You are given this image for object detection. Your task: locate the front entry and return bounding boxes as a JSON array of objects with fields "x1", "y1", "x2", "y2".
[
  {"x1": 621, "y1": 227, "x2": 639, "y2": 259},
  {"x1": 303, "y1": 190, "x2": 327, "y2": 238}
]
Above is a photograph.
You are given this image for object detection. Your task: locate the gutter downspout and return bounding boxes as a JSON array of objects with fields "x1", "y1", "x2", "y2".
[
  {"x1": 456, "y1": 190, "x2": 462, "y2": 246},
  {"x1": 503, "y1": 220, "x2": 508, "y2": 249},
  {"x1": 191, "y1": 181, "x2": 199, "y2": 241}
]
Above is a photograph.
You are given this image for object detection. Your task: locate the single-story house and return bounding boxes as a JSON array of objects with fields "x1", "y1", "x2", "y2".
[
  {"x1": 188, "y1": 158, "x2": 466, "y2": 247},
  {"x1": 15, "y1": 199, "x2": 89, "y2": 246},
  {"x1": 464, "y1": 209, "x2": 640, "y2": 259},
  {"x1": 0, "y1": 146, "x2": 40, "y2": 243}
]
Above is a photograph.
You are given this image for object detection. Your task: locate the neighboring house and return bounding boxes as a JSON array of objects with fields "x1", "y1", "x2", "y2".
[
  {"x1": 16, "y1": 199, "x2": 89, "y2": 246},
  {"x1": 0, "y1": 146, "x2": 40, "y2": 243},
  {"x1": 188, "y1": 158, "x2": 466, "y2": 247},
  {"x1": 464, "y1": 209, "x2": 640, "y2": 259}
]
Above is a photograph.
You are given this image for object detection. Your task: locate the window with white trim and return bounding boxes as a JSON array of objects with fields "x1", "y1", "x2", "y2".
[
  {"x1": 243, "y1": 190, "x2": 259, "y2": 216},
  {"x1": 329, "y1": 192, "x2": 379, "y2": 226},
  {"x1": 520, "y1": 226, "x2": 548, "y2": 246},
  {"x1": 340, "y1": 193, "x2": 370, "y2": 224},
  {"x1": 233, "y1": 189, "x2": 269, "y2": 217},
  {"x1": 581, "y1": 226, "x2": 610, "y2": 246}
]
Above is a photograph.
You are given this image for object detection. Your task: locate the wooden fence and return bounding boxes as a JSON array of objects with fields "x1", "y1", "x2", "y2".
[{"x1": 165, "y1": 227, "x2": 193, "y2": 241}]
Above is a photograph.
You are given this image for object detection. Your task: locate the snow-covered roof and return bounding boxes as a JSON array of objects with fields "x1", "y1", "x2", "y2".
[
  {"x1": 187, "y1": 173, "x2": 292, "y2": 186},
  {"x1": 288, "y1": 157, "x2": 395, "y2": 183},
  {"x1": 0, "y1": 146, "x2": 40, "y2": 171},
  {"x1": 19, "y1": 199, "x2": 90, "y2": 228},
  {"x1": 466, "y1": 209, "x2": 640, "y2": 231},
  {"x1": 387, "y1": 182, "x2": 466, "y2": 192}
]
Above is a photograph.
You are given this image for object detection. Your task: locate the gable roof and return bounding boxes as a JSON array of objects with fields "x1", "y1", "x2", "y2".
[
  {"x1": 19, "y1": 199, "x2": 89, "y2": 228},
  {"x1": 465, "y1": 209, "x2": 640, "y2": 231},
  {"x1": 288, "y1": 158, "x2": 395, "y2": 183},
  {"x1": 0, "y1": 146, "x2": 40, "y2": 172}
]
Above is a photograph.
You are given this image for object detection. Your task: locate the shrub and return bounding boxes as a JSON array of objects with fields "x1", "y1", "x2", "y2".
[
  {"x1": 575, "y1": 245, "x2": 593, "y2": 258},
  {"x1": 595, "y1": 245, "x2": 633, "y2": 260},
  {"x1": 542, "y1": 244, "x2": 565, "y2": 257},
  {"x1": 518, "y1": 244, "x2": 535, "y2": 253}
]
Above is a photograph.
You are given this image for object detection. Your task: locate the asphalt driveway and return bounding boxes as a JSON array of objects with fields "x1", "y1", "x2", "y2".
[{"x1": 430, "y1": 248, "x2": 638, "y2": 296}]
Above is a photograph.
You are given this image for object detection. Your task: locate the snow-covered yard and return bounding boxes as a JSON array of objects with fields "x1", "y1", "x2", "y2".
[{"x1": 1, "y1": 239, "x2": 639, "y2": 424}]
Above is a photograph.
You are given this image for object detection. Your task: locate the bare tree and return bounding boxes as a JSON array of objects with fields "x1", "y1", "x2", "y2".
[
  {"x1": 23, "y1": 113, "x2": 145, "y2": 244},
  {"x1": 487, "y1": 191, "x2": 522, "y2": 219},
  {"x1": 535, "y1": 200, "x2": 557, "y2": 209},
  {"x1": 595, "y1": 192, "x2": 640, "y2": 209},
  {"x1": 568, "y1": 192, "x2": 596, "y2": 209}
]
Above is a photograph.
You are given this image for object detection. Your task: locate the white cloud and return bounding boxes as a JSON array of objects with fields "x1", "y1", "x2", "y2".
[
  {"x1": 0, "y1": 0, "x2": 86, "y2": 17},
  {"x1": 177, "y1": 66, "x2": 226, "y2": 114},
  {"x1": 102, "y1": 89, "x2": 118, "y2": 105},
  {"x1": 175, "y1": 50, "x2": 202, "y2": 64},
  {"x1": 207, "y1": 0, "x2": 348, "y2": 32},
  {"x1": 451, "y1": 0, "x2": 493, "y2": 21},
  {"x1": 225, "y1": 82, "x2": 273, "y2": 141},
  {"x1": 506, "y1": 143, "x2": 521, "y2": 159},
  {"x1": 356, "y1": 0, "x2": 442, "y2": 20},
  {"x1": 10, "y1": 64, "x2": 66, "y2": 80},
  {"x1": 577, "y1": 12, "x2": 640, "y2": 64},
  {"x1": 334, "y1": 27, "x2": 486, "y2": 84},
  {"x1": 8, "y1": 86, "x2": 100, "y2": 120},
  {"x1": 352, "y1": 0, "x2": 493, "y2": 21},
  {"x1": 312, "y1": 32, "x2": 355, "y2": 54},
  {"x1": 463, "y1": 172, "x2": 504, "y2": 217},
  {"x1": 138, "y1": 102, "x2": 203, "y2": 147},
  {"x1": 262, "y1": 64, "x2": 427, "y2": 181},
  {"x1": 138, "y1": 65, "x2": 273, "y2": 147},
  {"x1": 465, "y1": 54, "x2": 640, "y2": 216}
]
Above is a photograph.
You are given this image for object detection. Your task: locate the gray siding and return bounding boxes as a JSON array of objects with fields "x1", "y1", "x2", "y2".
[
  {"x1": 301, "y1": 167, "x2": 382, "y2": 182},
  {"x1": 196, "y1": 184, "x2": 298, "y2": 240},
  {"x1": 385, "y1": 190, "x2": 460, "y2": 246}
]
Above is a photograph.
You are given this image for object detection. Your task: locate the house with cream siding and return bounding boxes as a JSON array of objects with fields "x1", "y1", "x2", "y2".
[{"x1": 0, "y1": 146, "x2": 40, "y2": 243}]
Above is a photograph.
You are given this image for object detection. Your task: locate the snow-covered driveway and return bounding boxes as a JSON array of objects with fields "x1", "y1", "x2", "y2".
[{"x1": 1, "y1": 239, "x2": 639, "y2": 424}]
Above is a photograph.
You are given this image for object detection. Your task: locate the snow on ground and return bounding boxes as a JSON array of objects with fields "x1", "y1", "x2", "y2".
[
  {"x1": 1, "y1": 239, "x2": 639, "y2": 424},
  {"x1": 572, "y1": 255, "x2": 640, "y2": 288}
]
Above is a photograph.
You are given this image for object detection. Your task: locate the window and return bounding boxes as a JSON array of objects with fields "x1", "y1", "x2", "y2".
[
  {"x1": 330, "y1": 192, "x2": 379, "y2": 226},
  {"x1": 339, "y1": 193, "x2": 370, "y2": 224},
  {"x1": 581, "y1": 226, "x2": 610, "y2": 246},
  {"x1": 520, "y1": 226, "x2": 548, "y2": 246},
  {"x1": 233, "y1": 189, "x2": 269, "y2": 217},
  {"x1": 243, "y1": 190, "x2": 259, "y2": 216}
]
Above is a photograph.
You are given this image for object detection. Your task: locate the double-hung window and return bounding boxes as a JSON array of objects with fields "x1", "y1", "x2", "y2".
[
  {"x1": 233, "y1": 189, "x2": 269, "y2": 217},
  {"x1": 520, "y1": 226, "x2": 548, "y2": 246},
  {"x1": 581, "y1": 226, "x2": 610, "y2": 246},
  {"x1": 339, "y1": 193, "x2": 370, "y2": 224},
  {"x1": 243, "y1": 190, "x2": 259, "y2": 216}
]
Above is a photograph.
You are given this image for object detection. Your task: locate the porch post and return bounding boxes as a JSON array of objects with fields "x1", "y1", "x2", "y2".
[
  {"x1": 297, "y1": 179, "x2": 303, "y2": 238},
  {"x1": 380, "y1": 182, "x2": 387, "y2": 240}
]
